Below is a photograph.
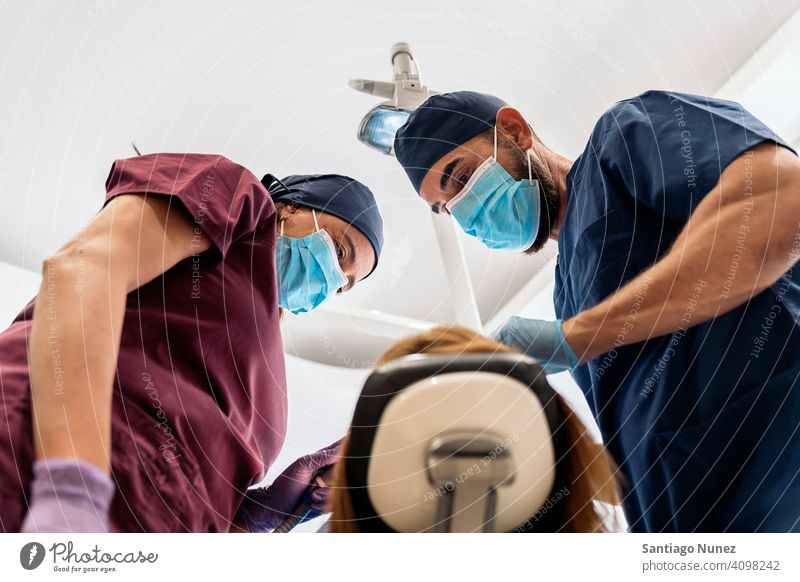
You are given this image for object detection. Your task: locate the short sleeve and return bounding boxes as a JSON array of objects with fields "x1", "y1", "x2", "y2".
[
  {"x1": 104, "y1": 153, "x2": 275, "y2": 256},
  {"x1": 596, "y1": 90, "x2": 795, "y2": 222}
]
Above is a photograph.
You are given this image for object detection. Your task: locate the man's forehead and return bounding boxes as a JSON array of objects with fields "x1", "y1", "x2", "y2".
[{"x1": 419, "y1": 137, "x2": 490, "y2": 199}]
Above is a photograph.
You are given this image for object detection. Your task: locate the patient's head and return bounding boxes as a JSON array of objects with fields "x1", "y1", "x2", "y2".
[{"x1": 327, "y1": 325, "x2": 621, "y2": 533}]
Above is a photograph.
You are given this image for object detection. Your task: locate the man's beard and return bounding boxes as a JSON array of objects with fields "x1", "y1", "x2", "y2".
[{"x1": 499, "y1": 141, "x2": 561, "y2": 254}]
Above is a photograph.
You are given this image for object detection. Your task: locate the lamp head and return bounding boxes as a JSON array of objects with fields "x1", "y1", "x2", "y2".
[{"x1": 350, "y1": 42, "x2": 436, "y2": 155}]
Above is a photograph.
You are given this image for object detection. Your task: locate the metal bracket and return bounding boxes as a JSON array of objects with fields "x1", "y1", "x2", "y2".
[{"x1": 426, "y1": 431, "x2": 516, "y2": 532}]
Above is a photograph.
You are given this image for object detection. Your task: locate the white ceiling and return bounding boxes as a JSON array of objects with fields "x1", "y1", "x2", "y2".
[{"x1": 1, "y1": 0, "x2": 798, "y2": 341}]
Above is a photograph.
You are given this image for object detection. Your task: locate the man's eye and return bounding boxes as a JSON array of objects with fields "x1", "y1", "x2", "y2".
[
  {"x1": 456, "y1": 172, "x2": 470, "y2": 187},
  {"x1": 336, "y1": 244, "x2": 345, "y2": 259}
]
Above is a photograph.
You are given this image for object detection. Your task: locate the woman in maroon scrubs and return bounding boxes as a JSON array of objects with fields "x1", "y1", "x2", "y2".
[{"x1": 0, "y1": 153, "x2": 383, "y2": 532}]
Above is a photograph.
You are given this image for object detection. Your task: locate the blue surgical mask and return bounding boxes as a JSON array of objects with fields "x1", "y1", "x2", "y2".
[
  {"x1": 445, "y1": 127, "x2": 540, "y2": 251},
  {"x1": 277, "y1": 209, "x2": 348, "y2": 314}
]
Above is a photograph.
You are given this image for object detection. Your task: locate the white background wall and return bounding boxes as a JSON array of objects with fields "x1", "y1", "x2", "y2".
[{"x1": 0, "y1": 261, "x2": 40, "y2": 327}]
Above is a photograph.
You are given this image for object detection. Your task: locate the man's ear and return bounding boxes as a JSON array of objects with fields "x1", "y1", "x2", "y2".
[
  {"x1": 276, "y1": 203, "x2": 298, "y2": 221},
  {"x1": 495, "y1": 107, "x2": 533, "y2": 151}
]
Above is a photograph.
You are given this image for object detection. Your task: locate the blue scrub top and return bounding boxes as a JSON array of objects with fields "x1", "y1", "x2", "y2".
[{"x1": 555, "y1": 90, "x2": 800, "y2": 532}]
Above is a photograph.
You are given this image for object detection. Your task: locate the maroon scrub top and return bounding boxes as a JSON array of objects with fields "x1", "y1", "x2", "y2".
[{"x1": 0, "y1": 154, "x2": 287, "y2": 532}]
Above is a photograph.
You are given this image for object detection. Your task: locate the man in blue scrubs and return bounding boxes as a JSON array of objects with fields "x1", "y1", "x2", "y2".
[{"x1": 393, "y1": 90, "x2": 800, "y2": 532}]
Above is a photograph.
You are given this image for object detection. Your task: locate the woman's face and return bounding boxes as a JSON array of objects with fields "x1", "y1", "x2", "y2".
[{"x1": 278, "y1": 205, "x2": 375, "y2": 292}]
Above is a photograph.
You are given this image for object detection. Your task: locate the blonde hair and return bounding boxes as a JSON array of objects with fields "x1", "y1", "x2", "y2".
[{"x1": 327, "y1": 325, "x2": 621, "y2": 532}]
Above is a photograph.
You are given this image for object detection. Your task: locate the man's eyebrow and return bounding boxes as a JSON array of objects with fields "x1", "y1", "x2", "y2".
[
  {"x1": 345, "y1": 232, "x2": 356, "y2": 264},
  {"x1": 439, "y1": 158, "x2": 460, "y2": 191}
]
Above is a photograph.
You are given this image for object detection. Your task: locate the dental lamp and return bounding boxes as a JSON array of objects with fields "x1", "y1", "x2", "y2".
[{"x1": 349, "y1": 42, "x2": 436, "y2": 155}]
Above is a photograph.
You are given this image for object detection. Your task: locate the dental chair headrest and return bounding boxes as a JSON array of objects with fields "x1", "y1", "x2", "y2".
[{"x1": 345, "y1": 353, "x2": 568, "y2": 532}]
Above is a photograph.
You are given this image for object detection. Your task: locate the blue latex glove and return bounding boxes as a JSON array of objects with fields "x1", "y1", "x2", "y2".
[
  {"x1": 491, "y1": 317, "x2": 580, "y2": 374},
  {"x1": 237, "y1": 439, "x2": 342, "y2": 532}
]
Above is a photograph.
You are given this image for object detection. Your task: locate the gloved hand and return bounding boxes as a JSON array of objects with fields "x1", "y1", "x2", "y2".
[
  {"x1": 491, "y1": 316, "x2": 580, "y2": 374},
  {"x1": 20, "y1": 458, "x2": 115, "y2": 533},
  {"x1": 237, "y1": 439, "x2": 342, "y2": 532}
]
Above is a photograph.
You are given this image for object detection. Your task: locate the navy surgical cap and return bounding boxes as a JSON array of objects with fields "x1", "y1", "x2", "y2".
[
  {"x1": 263, "y1": 173, "x2": 384, "y2": 276},
  {"x1": 394, "y1": 91, "x2": 508, "y2": 194}
]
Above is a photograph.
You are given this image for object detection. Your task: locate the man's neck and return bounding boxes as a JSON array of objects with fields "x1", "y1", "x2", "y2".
[{"x1": 533, "y1": 142, "x2": 573, "y2": 240}]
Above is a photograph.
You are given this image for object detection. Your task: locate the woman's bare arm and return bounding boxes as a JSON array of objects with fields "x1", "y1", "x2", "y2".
[{"x1": 28, "y1": 194, "x2": 211, "y2": 473}]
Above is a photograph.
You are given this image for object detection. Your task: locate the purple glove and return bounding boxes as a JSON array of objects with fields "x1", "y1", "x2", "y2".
[
  {"x1": 20, "y1": 458, "x2": 115, "y2": 533},
  {"x1": 237, "y1": 439, "x2": 342, "y2": 532}
]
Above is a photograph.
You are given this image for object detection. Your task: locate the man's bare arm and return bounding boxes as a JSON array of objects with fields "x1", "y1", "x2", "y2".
[{"x1": 564, "y1": 142, "x2": 800, "y2": 361}]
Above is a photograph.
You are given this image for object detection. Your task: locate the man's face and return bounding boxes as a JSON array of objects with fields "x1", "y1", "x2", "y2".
[
  {"x1": 417, "y1": 126, "x2": 560, "y2": 254},
  {"x1": 418, "y1": 133, "x2": 494, "y2": 214}
]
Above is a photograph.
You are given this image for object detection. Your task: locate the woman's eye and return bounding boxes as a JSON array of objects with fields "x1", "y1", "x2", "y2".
[
  {"x1": 336, "y1": 244, "x2": 345, "y2": 259},
  {"x1": 456, "y1": 171, "x2": 470, "y2": 187}
]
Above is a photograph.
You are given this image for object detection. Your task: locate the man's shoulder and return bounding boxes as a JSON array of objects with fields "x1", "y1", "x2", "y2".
[
  {"x1": 598, "y1": 90, "x2": 752, "y2": 129},
  {"x1": 585, "y1": 90, "x2": 734, "y2": 157},
  {"x1": 592, "y1": 90, "x2": 675, "y2": 135},
  {"x1": 572, "y1": 94, "x2": 654, "y2": 169}
]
